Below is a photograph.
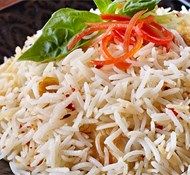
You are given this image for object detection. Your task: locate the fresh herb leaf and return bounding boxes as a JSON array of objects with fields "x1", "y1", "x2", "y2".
[
  {"x1": 93, "y1": 0, "x2": 160, "y2": 16},
  {"x1": 106, "y1": 1, "x2": 118, "y2": 14},
  {"x1": 93, "y1": 0, "x2": 118, "y2": 14},
  {"x1": 120, "y1": 0, "x2": 160, "y2": 16},
  {"x1": 19, "y1": 8, "x2": 101, "y2": 62},
  {"x1": 93, "y1": 0, "x2": 113, "y2": 13}
]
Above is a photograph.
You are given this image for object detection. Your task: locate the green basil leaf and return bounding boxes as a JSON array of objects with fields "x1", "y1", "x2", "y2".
[
  {"x1": 106, "y1": 1, "x2": 118, "y2": 14},
  {"x1": 93, "y1": 0, "x2": 113, "y2": 13},
  {"x1": 120, "y1": 0, "x2": 160, "y2": 16},
  {"x1": 19, "y1": 8, "x2": 101, "y2": 62}
]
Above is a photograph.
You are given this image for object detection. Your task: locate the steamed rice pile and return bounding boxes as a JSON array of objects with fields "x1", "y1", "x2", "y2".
[{"x1": 1, "y1": 9, "x2": 190, "y2": 175}]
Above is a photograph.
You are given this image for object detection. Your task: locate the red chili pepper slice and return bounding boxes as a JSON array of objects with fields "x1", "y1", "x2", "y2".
[
  {"x1": 101, "y1": 14, "x2": 130, "y2": 21},
  {"x1": 169, "y1": 108, "x2": 178, "y2": 116},
  {"x1": 135, "y1": 21, "x2": 174, "y2": 46},
  {"x1": 66, "y1": 103, "x2": 75, "y2": 111}
]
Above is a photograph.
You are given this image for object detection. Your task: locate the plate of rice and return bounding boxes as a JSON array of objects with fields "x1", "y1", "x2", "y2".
[{"x1": 1, "y1": 0, "x2": 190, "y2": 174}]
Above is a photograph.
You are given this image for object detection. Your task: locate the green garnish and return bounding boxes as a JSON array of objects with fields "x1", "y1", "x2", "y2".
[
  {"x1": 93, "y1": 0, "x2": 160, "y2": 16},
  {"x1": 121, "y1": 0, "x2": 160, "y2": 16},
  {"x1": 93, "y1": 0, "x2": 114, "y2": 14},
  {"x1": 19, "y1": 8, "x2": 101, "y2": 62},
  {"x1": 19, "y1": 0, "x2": 161, "y2": 62}
]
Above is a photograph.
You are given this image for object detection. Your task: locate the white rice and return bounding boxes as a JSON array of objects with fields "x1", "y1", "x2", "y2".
[{"x1": 0, "y1": 6, "x2": 190, "y2": 175}]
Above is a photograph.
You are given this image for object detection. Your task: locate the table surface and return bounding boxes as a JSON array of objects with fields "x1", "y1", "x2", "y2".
[{"x1": 0, "y1": 0, "x2": 187, "y2": 174}]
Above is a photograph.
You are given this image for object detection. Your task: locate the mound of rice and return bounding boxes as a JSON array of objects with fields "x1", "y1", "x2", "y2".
[{"x1": 0, "y1": 7, "x2": 190, "y2": 175}]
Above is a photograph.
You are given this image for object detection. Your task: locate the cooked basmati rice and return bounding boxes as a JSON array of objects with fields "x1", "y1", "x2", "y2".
[{"x1": 0, "y1": 6, "x2": 190, "y2": 175}]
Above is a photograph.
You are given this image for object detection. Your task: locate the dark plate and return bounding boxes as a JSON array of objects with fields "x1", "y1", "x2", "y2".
[{"x1": 0, "y1": 0, "x2": 189, "y2": 174}]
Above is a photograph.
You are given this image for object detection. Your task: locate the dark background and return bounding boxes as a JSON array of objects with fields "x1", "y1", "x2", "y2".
[{"x1": 0, "y1": 0, "x2": 189, "y2": 174}]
